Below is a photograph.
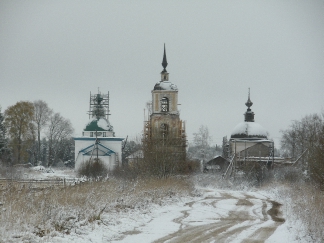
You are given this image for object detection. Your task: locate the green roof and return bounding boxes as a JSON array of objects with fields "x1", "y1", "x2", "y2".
[{"x1": 84, "y1": 118, "x2": 112, "y2": 131}]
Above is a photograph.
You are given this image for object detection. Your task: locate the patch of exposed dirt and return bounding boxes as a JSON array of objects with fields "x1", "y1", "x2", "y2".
[
  {"x1": 236, "y1": 198, "x2": 254, "y2": 206},
  {"x1": 122, "y1": 230, "x2": 141, "y2": 235},
  {"x1": 267, "y1": 200, "x2": 285, "y2": 223}
]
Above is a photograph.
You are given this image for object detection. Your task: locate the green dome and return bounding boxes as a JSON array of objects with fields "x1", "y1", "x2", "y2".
[{"x1": 84, "y1": 118, "x2": 113, "y2": 132}]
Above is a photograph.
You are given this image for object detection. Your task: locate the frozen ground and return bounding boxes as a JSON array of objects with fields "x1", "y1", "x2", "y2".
[
  {"x1": 27, "y1": 166, "x2": 78, "y2": 180},
  {"x1": 36, "y1": 188, "x2": 304, "y2": 243},
  {"x1": 1, "y1": 169, "x2": 312, "y2": 242}
]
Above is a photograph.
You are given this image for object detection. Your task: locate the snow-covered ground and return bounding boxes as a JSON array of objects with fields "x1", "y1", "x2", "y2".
[
  {"x1": 36, "y1": 187, "x2": 304, "y2": 242},
  {"x1": 0, "y1": 169, "x2": 313, "y2": 242},
  {"x1": 28, "y1": 166, "x2": 78, "y2": 180}
]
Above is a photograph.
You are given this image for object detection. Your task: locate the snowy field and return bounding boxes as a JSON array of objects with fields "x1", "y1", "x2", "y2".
[{"x1": 0, "y1": 168, "x2": 314, "y2": 242}]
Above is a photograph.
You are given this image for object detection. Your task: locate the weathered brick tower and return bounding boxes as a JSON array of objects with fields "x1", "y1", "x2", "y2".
[{"x1": 143, "y1": 45, "x2": 186, "y2": 167}]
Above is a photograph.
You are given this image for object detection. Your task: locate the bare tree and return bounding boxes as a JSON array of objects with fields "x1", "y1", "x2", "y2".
[
  {"x1": 280, "y1": 113, "x2": 324, "y2": 184},
  {"x1": 33, "y1": 100, "x2": 52, "y2": 163},
  {"x1": 0, "y1": 107, "x2": 11, "y2": 165},
  {"x1": 139, "y1": 134, "x2": 190, "y2": 178},
  {"x1": 46, "y1": 113, "x2": 73, "y2": 166},
  {"x1": 281, "y1": 114, "x2": 323, "y2": 159},
  {"x1": 193, "y1": 125, "x2": 212, "y2": 162},
  {"x1": 222, "y1": 136, "x2": 229, "y2": 158}
]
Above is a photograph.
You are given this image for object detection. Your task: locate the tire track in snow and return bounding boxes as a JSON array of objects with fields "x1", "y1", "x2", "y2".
[{"x1": 152, "y1": 190, "x2": 285, "y2": 243}]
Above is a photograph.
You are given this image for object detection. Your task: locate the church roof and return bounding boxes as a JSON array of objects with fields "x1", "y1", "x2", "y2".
[
  {"x1": 84, "y1": 118, "x2": 113, "y2": 132},
  {"x1": 231, "y1": 122, "x2": 268, "y2": 139},
  {"x1": 153, "y1": 81, "x2": 178, "y2": 91},
  {"x1": 230, "y1": 89, "x2": 268, "y2": 140},
  {"x1": 153, "y1": 44, "x2": 178, "y2": 91}
]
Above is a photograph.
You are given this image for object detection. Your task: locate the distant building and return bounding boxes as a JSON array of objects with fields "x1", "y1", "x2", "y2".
[
  {"x1": 205, "y1": 156, "x2": 229, "y2": 173},
  {"x1": 229, "y1": 90, "x2": 274, "y2": 161},
  {"x1": 143, "y1": 45, "x2": 186, "y2": 163},
  {"x1": 74, "y1": 91, "x2": 124, "y2": 171},
  {"x1": 125, "y1": 150, "x2": 144, "y2": 166}
]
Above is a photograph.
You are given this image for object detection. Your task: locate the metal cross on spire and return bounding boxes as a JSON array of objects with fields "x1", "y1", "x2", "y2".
[{"x1": 245, "y1": 88, "x2": 253, "y2": 109}]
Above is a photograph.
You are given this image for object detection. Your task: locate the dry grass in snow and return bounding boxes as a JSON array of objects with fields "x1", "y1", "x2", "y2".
[
  {"x1": 1, "y1": 167, "x2": 323, "y2": 242},
  {"x1": 267, "y1": 181, "x2": 324, "y2": 242},
  {"x1": 193, "y1": 170, "x2": 324, "y2": 243},
  {"x1": 0, "y1": 176, "x2": 193, "y2": 242}
]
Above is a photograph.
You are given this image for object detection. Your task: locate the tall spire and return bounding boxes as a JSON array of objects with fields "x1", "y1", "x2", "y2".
[
  {"x1": 162, "y1": 43, "x2": 168, "y2": 72},
  {"x1": 244, "y1": 88, "x2": 255, "y2": 122}
]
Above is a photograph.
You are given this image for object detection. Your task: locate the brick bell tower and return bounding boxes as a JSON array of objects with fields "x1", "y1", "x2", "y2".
[{"x1": 144, "y1": 44, "x2": 186, "y2": 163}]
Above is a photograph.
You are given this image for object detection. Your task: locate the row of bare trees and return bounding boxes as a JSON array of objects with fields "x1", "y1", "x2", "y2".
[
  {"x1": 280, "y1": 112, "x2": 324, "y2": 184},
  {"x1": 115, "y1": 135, "x2": 199, "y2": 179},
  {"x1": 117, "y1": 126, "x2": 217, "y2": 179},
  {"x1": 0, "y1": 100, "x2": 74, "y2": 166}
]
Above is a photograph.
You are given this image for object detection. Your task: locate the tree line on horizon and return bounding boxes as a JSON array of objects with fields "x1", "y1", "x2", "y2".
[
  {"x1": 121, "y1": 116, "x2": 324, "y2": 185},
  {"x1": 0, "y1": 100, "x2": 74, "y2": 167},
  {"x1": 1, "y1": 99, "x2": 323, "y2": 186}
]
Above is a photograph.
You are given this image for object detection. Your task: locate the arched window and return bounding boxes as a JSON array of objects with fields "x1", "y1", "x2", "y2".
[
  {"x1": 161, "y1": 97, "x2": 169, "y2": 112},
  {"x1": 160, "y1": 123, "x2": 168, "y2": 137}
]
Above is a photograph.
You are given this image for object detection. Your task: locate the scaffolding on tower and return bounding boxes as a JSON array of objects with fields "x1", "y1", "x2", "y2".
[{"x1": 88, "y1": 90, "x2": 111, "y2": 120}]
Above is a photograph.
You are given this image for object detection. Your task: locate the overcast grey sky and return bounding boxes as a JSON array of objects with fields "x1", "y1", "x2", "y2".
[{"x1": 1, "y1": 1, "x2": 324, "y2": 147}]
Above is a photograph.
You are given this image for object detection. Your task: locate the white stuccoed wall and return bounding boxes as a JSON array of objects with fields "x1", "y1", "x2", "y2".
[{"x1": 74, "y1": 137, "x2": 124, "y2": 171}]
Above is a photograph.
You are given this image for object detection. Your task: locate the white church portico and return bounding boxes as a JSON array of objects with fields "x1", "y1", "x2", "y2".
[{"x1": 74, "y1": 91, "x2": 124, "y2": 171}]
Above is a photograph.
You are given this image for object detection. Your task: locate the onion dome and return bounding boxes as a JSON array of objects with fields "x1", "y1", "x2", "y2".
[
  {"x1": 84, "y1": 118, "x2": 113, "y2": 132},
  {"x1": 231, "y1": 122, "x2": 268, "y2": 139},
  {"x1": 231, "y1": 89, "x2": 268, "y2": 139}
]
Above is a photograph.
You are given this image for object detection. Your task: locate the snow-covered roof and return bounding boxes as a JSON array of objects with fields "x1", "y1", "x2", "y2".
[
  {"x1": 153, "y1": 81, "x2": 178, "y2": 91},
  {"x1": 84, "y1": 118, "x2": 113, "y2": 132},
  {"x1": 231, "y1": 122, "x2": 268, "y2": 139}
]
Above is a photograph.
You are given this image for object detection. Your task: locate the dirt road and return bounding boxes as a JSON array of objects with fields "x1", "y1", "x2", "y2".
[{"x1": 118, "y1": 189, "x2": 285, "y2": 243}]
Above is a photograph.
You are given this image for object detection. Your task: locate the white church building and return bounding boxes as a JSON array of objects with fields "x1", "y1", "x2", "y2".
[
  {"x1": 229, "y1": 90, "x2": 273, "y2": 160},
  {"x1": 74, "y1": 91, "x2": 124, "y2": 171}
]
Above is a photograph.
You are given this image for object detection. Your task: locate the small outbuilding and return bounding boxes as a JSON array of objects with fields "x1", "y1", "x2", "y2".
[
  {"x1": 125, "y1": 150, "x2": 144, "y2": 166},
  {"x1": 205, "y1": 156, "x2": 229, "y2": 173}
]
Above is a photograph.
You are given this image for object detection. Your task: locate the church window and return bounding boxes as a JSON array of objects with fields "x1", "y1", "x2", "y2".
[
  {"x1": 161, "y1": 97, "x2": 169, "y2": 112},
  {"x1": 90, "y1": 132, "x2": 93, "y2": 137},
  {"x1": 160, "y1": 123, "x2": 168, "y2": 137},
  {"x1": 103, "y1": 132, "x2": 106, "y2": 137}
]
